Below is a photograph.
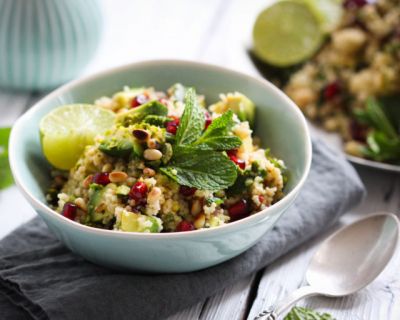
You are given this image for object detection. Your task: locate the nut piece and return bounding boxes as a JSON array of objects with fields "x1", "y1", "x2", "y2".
[
  {"x1": 109, "y1": 171, "x2": 128, "y2": 183},
  {"x1": 82, "y1": 175, "x2": 94, "y2": 188},
  {"x1": 132, "y1": 129, "x2": 149, "y2": 140},
  {"x1": 102, "y1": 163, "x2": 113, "y2": 173},
  {"x1": 191, "y1": 199, "x2": 202, "y2": 216},
  {"x1": 147, "y1": 138, "x2": 161, "y2": 149},
  {"x1": 143, "y1": 149, "x2": 162, "y2": 161},
  {"x1": 74, "y1": 198, "x2": 87, "y2": 211},
  {"x1": 143, "y1": 167, "x2": 156, "y2": 177},
  {"x1": 194, "y1": 213, "x2": 205, "y2": 229}
]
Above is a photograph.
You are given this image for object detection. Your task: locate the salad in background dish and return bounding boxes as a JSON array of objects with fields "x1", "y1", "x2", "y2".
[
  {"x1": 41, "y1": 84, "x2": 287, "y2": 233},
  {"x1": 252, "y1": 0, "x2": 400, "y2": 166}
]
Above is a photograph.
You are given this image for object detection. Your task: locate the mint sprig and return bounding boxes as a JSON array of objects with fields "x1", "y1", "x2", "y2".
[
  {"x1": 160, "y1": 147, "x2": 237, "y2": 190},
  {"x1": 193, "y1": 110, "x2": 242, "y2": 150},
  {"x1": 284, "y1": 307, "x2": 335, "y2": 320},
  {"x1": 0, "y1": 127, "x2": 14, "y2": 190},
  {"x1": 175, "y1": 87, "x2": 204, "y2": 146},
  {"x1": 161, "y1": 89, "x2": 240, "y2": 190}
]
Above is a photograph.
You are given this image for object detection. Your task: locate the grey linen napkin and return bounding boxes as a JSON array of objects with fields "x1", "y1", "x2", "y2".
[{"x1": 0, "y1": 140, "x2": 365, "y2": 320}]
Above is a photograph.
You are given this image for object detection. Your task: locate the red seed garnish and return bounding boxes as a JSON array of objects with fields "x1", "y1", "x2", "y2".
[
  {"x1": 229, "y1": 155, "x2": 246, "y2": 170},
  {"x1": 129, "y1": 181, "x2": 148, "y2": 201},
  {"x1": 92, "y1": 172, "x2": 110, "y2": 186},
  {"x1": 176, "y1": 220, "x2": 195, "y2": 232},
  {"x1": 350, "y1": 119, "x2": 367, "y2": 142},
  {"x1": 228, "y1": 199, "x2": 250, "y2": 221},
  {"x1": 204, "y1": 111, "x2": 212, "y2": 129},
  {"x1": 62, "y1": 202, "x2": 77, "y2": 220},
  {"x1": 258, "y1": 195, "x2": 265, "y2": 204},
  {"x1": 179, "y1": 186, "x2": 197, "y2": 197},
  {"x1": 227, "y1": 149, "x2": 238, "y2": 157},
  {"x1": 131, "y1": 94, "x2": 148, "y2": 108},
  {"x1": 165, "y1": 117, "x2": 180, "y2": 135},
  {"x1": 323, "y1": 81, "x2": 341, "y2": 101},
  {"x1": 343, "y1": 0, "x2": 370, "y2": 9}
]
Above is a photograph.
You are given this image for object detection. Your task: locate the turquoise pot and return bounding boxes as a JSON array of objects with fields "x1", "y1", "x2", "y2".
[
  {"x1": 0, "y1": 0, "x2": 102, "y2": 91},
  {"x1": 9, "y1": 60, "x2": 312, "y2": 273}
]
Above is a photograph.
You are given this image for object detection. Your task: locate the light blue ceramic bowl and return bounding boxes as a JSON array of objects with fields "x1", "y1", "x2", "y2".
[{"x1": 9, "y1": 60, "x2": 311, "y2": 273}]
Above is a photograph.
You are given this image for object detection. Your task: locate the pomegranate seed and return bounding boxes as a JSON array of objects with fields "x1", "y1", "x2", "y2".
[
  {"x1": 62, "y1": 202, "x2": 77, "y2": 220},
  {"x1": 228, "y1": 199, "x2": 250, "y2": 221},
  {"x1": 343, "y1": 0, "x2": 370, "y2": 9},
  {"x1": 229, "y1": 155, "x2": 246, "y2": 170},
  {"x1": 129, "y1": 181, "x2": 148, "y2": 201},
  {"x1": 258, "y1": 195, "x2": 265, "y2": 203},
  {"x1": 350, "y1": 120, "x2": 367, "y2": 142},
  {"x1": 176, "y1": 220, "x2": 195, "y2": 232},
  {"x1": 165, "y1": 117, "x2": 180, "y2": 135},
  {"x1": 323, "y1": 81, "x2": 341, "y2": 101},
  {"x1": 226, "y1": 149, "x2": 238, "y2": 157},
  {"x1": 180, "y1": 186, "x2": 197, "y2": 197},
  {"x1": 92, "y1": 172, "x2": 110, "y2": 186},
  {"x1": 131, "y1": 94, "x2": 148, "y2": 108},
  {"x1": 204, "y1": 111, "x2": 212, "y2": 129}
]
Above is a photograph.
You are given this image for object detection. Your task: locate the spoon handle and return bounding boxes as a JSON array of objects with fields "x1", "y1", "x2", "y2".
[{"x1": 254, "y1": 285, "x2": 318, "y2": 320}]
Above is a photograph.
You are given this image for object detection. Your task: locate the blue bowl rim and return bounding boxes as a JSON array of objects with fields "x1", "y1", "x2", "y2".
[{"x1": 9, "y1": 59, "x2": 312, "y2": 239}]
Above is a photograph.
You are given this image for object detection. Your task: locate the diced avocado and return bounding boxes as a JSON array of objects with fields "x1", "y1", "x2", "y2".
[
  {"x1": 142, "y1": 115, "x2": 173, "y2": 126},
  {"x1": 116, "y1": 101, "x2": 168, "y2": 126},
  {"x1": 116, "y1": 185, "x2": 130, "y2": 196},
  {"x1": 161, "y1": 143, "x2": 173, "y2": 164},
  {"x1": 211, "y1": 92, "x2": 256, "y2": 128},
  {"x1": 120, "y1": 210, "x2": 162, "y2": 233},
  {"x1": 88, "y1": 184, "x2": 106, "y2": 222},
  {"x1": 99, "y1": 138, "x2": 133, "y2": 158},
  {"x1": 132, "y1": 139, "x2": 144, "y2": 157}
]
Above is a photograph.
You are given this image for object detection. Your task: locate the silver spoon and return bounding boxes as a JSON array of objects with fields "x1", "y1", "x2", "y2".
[{"x1": 254, "y1": 212, "x2": 400, "y2": 320}]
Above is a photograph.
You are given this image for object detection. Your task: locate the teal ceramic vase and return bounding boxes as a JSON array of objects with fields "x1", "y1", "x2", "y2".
[{"x1": 0, "y1": 0, "x2": 102, "y2": 91}]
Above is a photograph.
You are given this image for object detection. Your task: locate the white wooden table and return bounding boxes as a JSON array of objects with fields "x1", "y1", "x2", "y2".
[{"x1": 1, "y1": 1, "x2": 399, "y2": 319}]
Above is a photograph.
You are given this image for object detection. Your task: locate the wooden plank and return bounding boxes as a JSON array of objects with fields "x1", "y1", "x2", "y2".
[{"x1": 200, "y1": 275, "x2": 255, "y2": 320}]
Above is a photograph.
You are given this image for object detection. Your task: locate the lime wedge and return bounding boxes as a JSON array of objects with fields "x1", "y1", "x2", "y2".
[
  {"x1": 298, "y1": 0, "x2": 343, "y2": 32},
  {"x1": 40, "y1": 104, "x2": 115, "y2": 170},
  {"x1": 253, "y1": 0, "x2": 324, "y2": 67}
]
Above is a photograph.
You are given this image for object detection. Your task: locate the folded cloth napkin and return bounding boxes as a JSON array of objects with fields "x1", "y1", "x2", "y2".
[{"x1": 0, "y1": 140, "x2": 365, "y2": 320}]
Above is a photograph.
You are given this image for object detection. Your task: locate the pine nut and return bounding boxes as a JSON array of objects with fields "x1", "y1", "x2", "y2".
[
  {"x1": 144, "y1": 149, "x2": 162, "y2": 161},
  {"x1": 102, "y1": 163, "x2": 113, "y2": 172},
  {"x1": 82, "y1": 175, "x2": 94, "y2": 188},
  {"x1": 74, "y1": 198, "x2": 87, "y2": 211},
  {"x1": 143, "y1": 167, "x2": 156, "y2": 177},
  {"x1": 194, "y1": 213, "x2": 205, "y2": 229},
  {"x1": 191, "y1": 199, "x2": 202, "y2": 216},
  {"x1": 132, "y1": 129, "x2": 149, "y2": 140},
  {"x1": 109, "y1": 171, "x2": 128, "y2": 183},
  {"x1": 147, "y1": 138, "x2": 161, "y2": 149}
]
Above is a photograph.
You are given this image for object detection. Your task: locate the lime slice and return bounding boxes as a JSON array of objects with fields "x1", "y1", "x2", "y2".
[
  {"x1": 297, "y1": 0, "x2": 343, "y2": 32},
  {"x1": 40, "y1": 104, "x2": 115, "y2": 170},
  {"x1": 253, "y1": 0, "x2": 324, "y2": 67}
]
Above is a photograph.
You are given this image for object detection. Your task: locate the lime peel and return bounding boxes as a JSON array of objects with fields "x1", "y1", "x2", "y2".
[{"x1": 40, "y1": 104, "x2": 115, "y2": 170}]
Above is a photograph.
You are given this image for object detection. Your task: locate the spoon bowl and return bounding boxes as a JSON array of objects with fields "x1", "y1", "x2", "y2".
[
  {"x1": 307, "y1": 212, "x2": 399, "y2": 296},
  {"x1": 255, "y1": 212, "x2": 400, "y2": 320}
]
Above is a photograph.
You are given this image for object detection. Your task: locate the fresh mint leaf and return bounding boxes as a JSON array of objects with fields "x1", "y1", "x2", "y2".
[
  {"x1": 175, "y1": 88, "x2": 204, "y2": 146},
  {"x1": 284, "y1": 307, "x2": 335, "y2": 320},
  {"x1": 366, "y1": 98, "x2": 398, "y2": 140},
  {"x1": 193, "y1": 110, "x2": 242, "y2": 150},
  {"x1": 160, "y1": 147, "x2": 237, "y2": 190},
  {"x1": 0, "y1": 127, "x2": 14, "y2": 190}
]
